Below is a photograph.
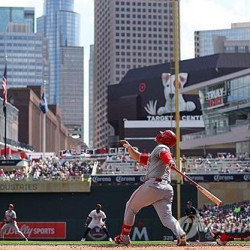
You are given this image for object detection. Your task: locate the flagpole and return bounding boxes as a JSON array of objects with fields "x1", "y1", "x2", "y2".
[
  {"x1": 43, "y1": 112, "x2": 46, "y2": 159},
  {"x1": 3, "y1": 56, "x2": 7, "y2": 159},
  {"x1": 42, "y1": 81, "x2": 47, "y2": 160},
  {"x1": 3, "y1": 30, "x2": 7, "y2": 159},
  {"x1": 4, "y1": 101, "x2": 7, "y2": 158}
]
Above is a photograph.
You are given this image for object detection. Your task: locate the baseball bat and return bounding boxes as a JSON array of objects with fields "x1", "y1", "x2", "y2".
[{"x1": 171, "y1": 166, "x2": 223, "y2": 206}]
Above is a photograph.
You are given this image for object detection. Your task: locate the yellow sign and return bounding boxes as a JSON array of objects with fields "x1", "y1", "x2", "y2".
[{"x1": 0, "y1": 180, "x2": 91, "y2": 193}]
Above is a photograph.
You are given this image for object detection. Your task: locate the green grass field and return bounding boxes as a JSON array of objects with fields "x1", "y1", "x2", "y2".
[{"x1": 0, "y1": 240, "x2": 249, "y2": 246}]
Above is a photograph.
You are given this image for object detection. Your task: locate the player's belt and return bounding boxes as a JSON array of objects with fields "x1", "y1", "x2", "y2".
[
  {"x1": 154, "y1": 178, "x2": 162, "y2": 182},
  {"x1": 146, "y1": 177, "x2": 168, "y2": 182}
]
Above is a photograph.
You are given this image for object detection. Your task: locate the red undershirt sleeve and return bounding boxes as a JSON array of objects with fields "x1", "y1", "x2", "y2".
[
  {"x1": 159, "y1": 150, "x2": 172, "y2": 165},
  {"x1": 139, "y1": 153, "x2": 149, "y2": 165}
]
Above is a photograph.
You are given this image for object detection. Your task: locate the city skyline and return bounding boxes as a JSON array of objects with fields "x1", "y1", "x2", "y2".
[
  {"x1": 1, "y1": 0, "x2": 250, "y2": 61},
  {"x1": 1, "y1": 0, "x2": 250, "y2": 145}
]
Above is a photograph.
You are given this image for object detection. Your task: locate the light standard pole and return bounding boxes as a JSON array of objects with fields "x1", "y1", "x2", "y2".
[{"x1": 173, "y1": 0, "x2": 182, "y2": 220}]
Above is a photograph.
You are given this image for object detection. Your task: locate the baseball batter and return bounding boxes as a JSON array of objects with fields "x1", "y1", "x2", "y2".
[
  {"x1": 81, "y1": 204, "x2": 112, "y2": 241},
  {"x1": 114, "y1": 130, "x2": 186, "y2": 246},
  {"x1": 1, "y1": 204, "x2": 28, "y2": 241}
]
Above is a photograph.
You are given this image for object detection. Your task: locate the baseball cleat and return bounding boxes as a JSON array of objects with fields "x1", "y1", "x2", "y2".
[
  {"x1": 81, "y1": 238, "x2": 86, "y2": 242},
  {"x1": 108, "y1": 237, "x2": 113, "y2": 242},
  {"x1": 114, "y1": 234, "x2": 131, "y2": 245},
  {"x1": 177, "y1": 234, "x2": 187, "y2": 246}
]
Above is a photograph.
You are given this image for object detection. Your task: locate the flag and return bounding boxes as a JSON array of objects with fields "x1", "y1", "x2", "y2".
[
  {"x1": 39, "y1": 93, "x2": 48, "y2": 114},
  {"x1": 2, "y1": 60, "x2": 7, "y2": 106}
]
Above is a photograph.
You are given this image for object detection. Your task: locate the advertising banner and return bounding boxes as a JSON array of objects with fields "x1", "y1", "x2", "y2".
[
  {"x1": 91, "y1": 174, "x2": 250, "y2": 185},
  {"x1": 186, "y1": 173, "x2": 250, "y2": 182},
  {"x1": 3, "y1": 222, "x2": 66, "y2": 239},
  {"x1": 0, "y1": 180, "x2": 91, "y2": 193}
]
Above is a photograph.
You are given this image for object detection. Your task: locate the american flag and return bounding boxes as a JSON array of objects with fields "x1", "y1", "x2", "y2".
[{"x1": 2, "y1": 60, "x2": 7, "y2": 105}]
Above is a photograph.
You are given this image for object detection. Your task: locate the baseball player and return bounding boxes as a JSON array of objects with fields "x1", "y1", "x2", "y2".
[
  {"x1": 81, "y1": 204, "x2": 112, "y2": 241},
  {"x1": 209, "y1": 224, "x2": 250, "y2": 245},
  {"x1": 1, "y1": 204, "x2": 28, "y2": 241},
  {"x1": 114, "y1": 130, "x2": 186, "y2": 246}
]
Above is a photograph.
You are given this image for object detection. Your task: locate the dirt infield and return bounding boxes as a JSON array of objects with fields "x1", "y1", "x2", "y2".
[{"x1": 0, "y1": 243, "x2": 250, "y2": 250}]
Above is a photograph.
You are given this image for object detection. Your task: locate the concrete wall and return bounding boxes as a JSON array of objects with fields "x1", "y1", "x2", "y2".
[{"x1": 198, "y1": 182, "x2": 250, "y2": 208}]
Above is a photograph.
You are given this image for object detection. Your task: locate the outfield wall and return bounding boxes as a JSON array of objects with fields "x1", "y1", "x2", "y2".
[{"x1": 0, "y1": 184, "x2": 196, "y2": 241}]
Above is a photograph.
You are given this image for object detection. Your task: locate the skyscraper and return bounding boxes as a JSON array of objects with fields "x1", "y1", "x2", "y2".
[
  {"x1": 195, "y1": 22, "x2": 250, "y2": 57},
  {"x1": 60, "y1": 46, "x2": 84, "y2": 140},
  {"x1": 89, "y1": 45, "x2": 94, "y2": 148},
  {"x1": 0, "y1": 24, "x2": 49, "y2": 89},
  {"x1": 93, "y1": 0, "x2": 178, "y2": 148},
  {"x1": 37, "y1": 0, "x2": 80, "y2": 104},
  {"x1": 0, "y1": 7, "x2": 34, "y2": 33},
  {"x1": 37, "y1": 0, "x2": 84, "y2": 142}
]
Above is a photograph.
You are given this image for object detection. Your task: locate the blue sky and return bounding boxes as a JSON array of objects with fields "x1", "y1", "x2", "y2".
[{"x1": 1, "y1": 0, "x2": 250, "y2": 144}]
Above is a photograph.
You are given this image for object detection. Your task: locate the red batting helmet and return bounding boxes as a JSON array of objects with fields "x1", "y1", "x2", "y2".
[{"x1": 155, "y1": 130, "x2": 176, "y2": 148}]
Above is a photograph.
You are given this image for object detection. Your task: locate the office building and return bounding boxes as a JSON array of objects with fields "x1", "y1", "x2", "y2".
[
  {"x1": 37, "y1": 0, "x2": 84, "y2": 142},
  {"x1": 7, "y1": 86, "x2": 69, "y2": 154},
  {"x1": 89, "y1": 45, "x2": 94, "y2": 148},
  {"x1": 195, "y1": 22, "x2": 250, "y2": 57},
  {"x1": 0, "y1": 7, "x2": 34, "y2": 33},
  {"x1": 37, "y1": 0, "x2": 80, "y2": 104},
  {"x1": 94, "y1": 0, "x2": 178, "y2": 148},
  {"x1": 60, "y1": 46, "x2": 84, "y2": 140},
  {"x1": 0, "y1": 97, "x2": 19, "y2": 147},
  {"x1": 0, "y1": 24, "x2": 49, "y2": 88}
]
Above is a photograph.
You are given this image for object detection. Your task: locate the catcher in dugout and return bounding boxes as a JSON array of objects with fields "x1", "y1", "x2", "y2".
[{"x1": 209, "y1": 223, "x2": 250, "y2": 245}]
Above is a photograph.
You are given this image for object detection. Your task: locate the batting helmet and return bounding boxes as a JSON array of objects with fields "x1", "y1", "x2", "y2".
[
  {"x1": 155, "y1": 130, "x2": 176, "y2": 148},
  {"x1": 8, "y1": 204, "x2": 14, "y2": 209}
]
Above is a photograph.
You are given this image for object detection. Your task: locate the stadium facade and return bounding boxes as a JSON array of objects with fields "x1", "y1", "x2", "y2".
[
  {"x1": 0, "y1": 97, "x2": 19, "y2": 149},
  {"x1": 108, "y1": 53, "x2": 250, "y2": 156}
]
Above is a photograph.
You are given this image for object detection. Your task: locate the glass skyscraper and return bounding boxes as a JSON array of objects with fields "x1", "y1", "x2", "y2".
[
  {"x1": 195, "y1": 22, "x2": 250, "y2": 57},
  {"x1": 37, "y1": 0, "x2": 80, "y2": 104},
  {"x1": 0, "y1": 7, "x2": 34, "y2": 33},
  {"x1": 0, "y1": 24, "x2": 49, "y2": 89}
]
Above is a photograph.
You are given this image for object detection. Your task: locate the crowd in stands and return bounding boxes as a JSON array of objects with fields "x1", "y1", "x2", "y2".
[
  {"x1": 199, "y1": 201, "x2": 250, "y2": 234},
  {"x1": 96, "y1": 154, "x2": 147, "y2": 175},
  {"x1": 1, "y1": 149, "x2": 250, "y2": 179},
  {"x1": 0, "y1": 156, "x2": 94, "y2": 181},
  {"x1": 181, "y1": 153, "x2": 250, "y2": 174}
]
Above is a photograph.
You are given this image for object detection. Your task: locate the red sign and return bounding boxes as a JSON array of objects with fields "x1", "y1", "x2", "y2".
[
  {"x1": 3, "y1": 222, "x2": 66, "y2": 239},
  {"x1": 208, "y1": 96, "x2": 223, "y2": 109}
]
